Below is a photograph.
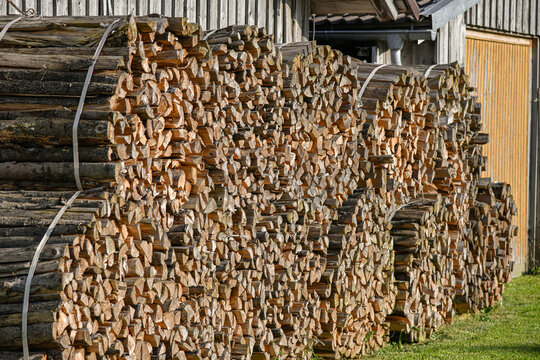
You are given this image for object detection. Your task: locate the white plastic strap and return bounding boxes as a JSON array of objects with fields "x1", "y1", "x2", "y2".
[
  {"x1": 202, "y1": 29, "x2": 218, "y2": 41},
  {"x1": 424, "y1": 64, "x2": 439, "y2": 79},
  {"x1": 0, "y1": 16, "x2": 23, "y2": 42},
  {"x1": 22, "y1": 190, "x2": 81, "y2": 360},
  {"x1": 73, "y1": 18, "x2": 120, "y2": 191},
  {"x1": 22, "y1": 19, "x2": 120, "y2": 360},
  {"x1": 388, "y1": 198, "x2": 424, "y2": 221},
  {"x1": 6, "y1": 0, "x2": 35, "y2": 16},
  {"x1": 358, "y1": 64, "x2": 388, "y2": 101}
]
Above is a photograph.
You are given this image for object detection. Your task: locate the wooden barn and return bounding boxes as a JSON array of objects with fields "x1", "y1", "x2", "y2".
[{"x1": 313, "y1": 0, "x2": 540, "y2": 275}]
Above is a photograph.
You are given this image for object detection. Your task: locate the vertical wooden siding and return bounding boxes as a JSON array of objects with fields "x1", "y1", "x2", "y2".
[
  {"x1": 437, "y1": 13, "x2": 466, "y2": 65},
  {"x1": 466, "y1": 0, "x2": 539, "y2": 36},
  {"x1": 0, "y1": 0, "x2": 309, "y2": 43},
  {"x1": 465, "y1": 30, "x2": 532, "y2": 274}
]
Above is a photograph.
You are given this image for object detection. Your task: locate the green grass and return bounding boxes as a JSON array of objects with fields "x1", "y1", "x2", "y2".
[{"x1": 364, "y1": 275, "x2": 540, "y2": 360}]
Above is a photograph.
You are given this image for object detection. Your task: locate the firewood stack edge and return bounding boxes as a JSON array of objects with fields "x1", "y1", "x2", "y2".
[{"x1": 0, "y1": 15, "x2": 516, "y2": 360}]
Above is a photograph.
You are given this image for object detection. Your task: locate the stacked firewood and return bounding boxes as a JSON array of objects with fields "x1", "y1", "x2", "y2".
[
  {"x1": 417, "y1": 64, "x2": 484, "y2": 309},
  {"x1": 387, "y1": 197, "x2": 454, "y2": 342},
  {"x1": 347, "y1": 62, "x2": 479, "y2": 341},
  {"x1": 416, "y1": 64, "x2": 516, "y2": 315},
  {"x1": 261, "y1": 43, "x2": 387, "y2": 358},
  {"x1": 0, "y1": 15, "x2": 516, "y2": 360},
  {"x1": 0, "y1": 15, "x2": 219, "y2": 360},
  {"x1": 0, "y1": 190, "x2": 118, "y2": 359},
  {"x1": 455, "y1": 180, "x2": 516, "y2": 313}
]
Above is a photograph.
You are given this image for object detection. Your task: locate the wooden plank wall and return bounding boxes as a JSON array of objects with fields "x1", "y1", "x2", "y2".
[
  {"x1": 0, "y1": 0, "x2": 309, "y2": 43},
  {"x1": 400, "y1": 40, "x2": 436, "y2": 65},
  {"x1": 437, "y1": 13, "x2": 466, "y2": 65},
  {"x1": 465, "y1": 30, "x2": 532, "y2": 274},
  {"x1": 465, "y1": 0, "x2": 539, "y2": 36}
]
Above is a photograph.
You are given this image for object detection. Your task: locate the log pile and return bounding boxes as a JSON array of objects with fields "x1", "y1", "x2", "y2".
[
  {"x1": 0, "y1": 15, "x2": 516, "y2": 360},
  {"x1": 0, "y1": 190, "x2": 116, "y2": 359},
  {"x1": 314, "y1": 188, "x2": 394, "y2": 358},
  {"x1": 455, "y1": 180, "x2": 516, "y2": 313},
  {"x1": 415, "y1": 64, "x2": 515, "y2": 315},
  {"x1": 418, "y1": 64, "x2": 485, "y2": 311},
  {"x1": 0, "y1": 15, "x2": 216, "y2": 360},
  {"x1": 388, "y1": 197, "x2": 454, "y2": 342}
]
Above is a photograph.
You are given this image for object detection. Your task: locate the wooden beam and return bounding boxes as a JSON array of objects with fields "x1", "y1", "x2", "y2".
[
  {"x1": 371, "y1": 0, "x2": 399, "y2": 20},
  {"x1": 310, "y1": 0, "x2": 402, "y2": 20},
  {"x1": 404, "y1": 0, "x2": 420, "y2": 20}
]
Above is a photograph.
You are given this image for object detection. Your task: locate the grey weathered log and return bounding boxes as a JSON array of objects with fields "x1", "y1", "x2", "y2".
[
  {"x1": 0, "y1": 352, "x2": 47, "y2": 360},
  {"x1": 0, "y1": 79, "x2": 118, "y2": 96},
  {"x1": 0, "y1": 94, "x2": 113, "y2": 108},
  {"x1": 1, "y1": 47, "x2": 130, "y2": 58},
  {"x1": 0, "y1": 17, "x2": 134, "y2": 48},
  {"x1": 0, "y1": 53, "x2": 126, "y2": 71},
  {"x1": 0, "y1": 146, "x2": 113, "y2": 163},
  {"x1": 470, "y1": 133, "x2": 489, "y2": 145},
  {"x1": 0, "y1": 162, "x2": 121, "y2": 182},
  {"x1": 0, "y1": 300, "x2": 61, "y2": 326},
  {"x1": 0, "y1": 272, "x2": 72, "y2": 303},
  {"x1": 0, "y1": 224, "x2": 82, "y2": 237},
  {"x1": 0, "y1": 207, "x2": 97, "y2": 227},
  {"x1": 0, "y1": 243, "x2": 68, "y2": 264},
  {"x1": 0, "y1": 117, "x2": 112, "y2": 145},
  {"x1": 0, "y1": 322, "x2": 55, "y2": 348},
  {"x1": 0, "y1": 109, "x2": 116, "y2": 121},
  {"x1": 0, "y1": 259, "x2": 63, "y2": 278}
]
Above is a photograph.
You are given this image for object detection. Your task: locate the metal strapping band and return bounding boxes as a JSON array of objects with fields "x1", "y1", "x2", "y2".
[
  {"x1": 424, "y1": 64, "x2": 439, "y2": 79},
  {"x1": 388, "y1": 199, "x2": 426, "y2": 222},
  {"x1": 202, "y1": 29, "x2": 218, "y2": 41},
  {"x1": 6, "y1": 0, "x2": 35, "y2": 16},
  {"x1": 22, "y1": 19, "x2": 120, "y2": 360},
  {"x1": 0, "y1": 16, "x2": 23, "y2": 42},
  {"x1": 1, "y1": 0, "x2": 38, "y2": 40},
  {"x1": 21, "y1": 191, "x2": 81, "y2": 360},
  {"x1": 73, "y1": 18, "x2": 120, "y2": 191},
  {"x1": 358, "y1": 64, "x2": 388, "y2": 101}
]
